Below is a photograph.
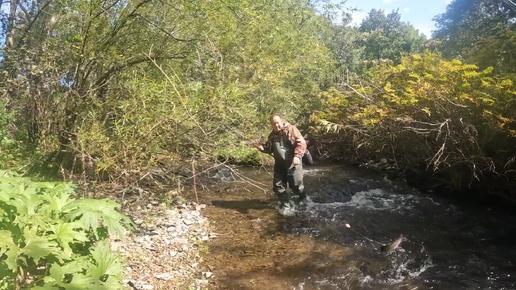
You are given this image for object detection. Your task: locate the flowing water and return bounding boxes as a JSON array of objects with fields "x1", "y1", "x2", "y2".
[{"x1": 200, "y1": 164, "x2": 516, "y2": 290}]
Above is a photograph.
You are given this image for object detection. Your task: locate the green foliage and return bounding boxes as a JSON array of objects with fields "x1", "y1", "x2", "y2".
[
  {"x1": 0, "y1": 172, "x2": 132, "y2": 289},
  {"x1": 0, "y1": 100, "x2": 32, "y2": 170},
  {"x1": 312, "y1": 87, "x2": 351, "y2": 122},
  {"x1": 359, "y1": 9, "x2": 427, "y2": 64},
  {"x1": 0, "y1": 0, "x2": 336, "y2": 182},
  {"x1": 216, "y1": 145, "x2": 269, "y2": 166},
  {"x1": 326, "y1": 23, "x2": 366, "y2": 74},
  {"x1": 0, "y1": 101, "x2": 8, "y2": 143},
  {"x1": 191, "y1": 0, "x2": 335, "y2": 122},
  {"x1": 312, "y1": 51, "x2": 516, "y2": 188},
  {"x1": 433, "y1": 0, "x2": 516, "y2": 74},
  {"x1": 2, "y1": 0, "x2": 512, "y2": 198}
]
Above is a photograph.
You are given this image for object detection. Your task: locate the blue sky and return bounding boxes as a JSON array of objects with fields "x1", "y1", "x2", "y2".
[{"x1": 344, "y1": 0, "x2": 453, "y2": 37}]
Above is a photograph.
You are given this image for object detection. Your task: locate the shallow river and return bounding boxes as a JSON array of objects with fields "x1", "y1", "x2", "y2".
[{"x1": 199, "y1": 163, "x2": 516, "y2": 290}]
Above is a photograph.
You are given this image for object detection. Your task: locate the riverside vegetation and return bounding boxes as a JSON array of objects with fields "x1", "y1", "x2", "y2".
[
  {"x1": 0, "y1": 0, "x2": 515, "y2": 288},
  {"x1": 0, "y1": 171, "x2": 132, "y2": 289}
]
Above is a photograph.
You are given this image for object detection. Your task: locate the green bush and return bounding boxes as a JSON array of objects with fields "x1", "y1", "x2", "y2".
[
  {"x1": 216, "y1": 145, "x2": 270, "y2": 165},
  {"x1": 0, "y1": 171, "x2": 133, "y2": 289}
]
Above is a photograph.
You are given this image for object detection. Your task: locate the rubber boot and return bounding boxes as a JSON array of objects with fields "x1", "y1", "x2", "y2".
[
  {"x1": 277, "y1": 191, "x2": 292, "y2": 209},
  {"x1": 296, "y1": 192, "x2": 311, "y2": 209},
  {"x1": 298, "y1": 191, "x2": 307, "y2": 204}
]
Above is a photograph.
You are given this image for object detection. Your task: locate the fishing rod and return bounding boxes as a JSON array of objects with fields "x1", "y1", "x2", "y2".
[{"x1": 502, "y1": 0, "x2": 516, "y2": 11}]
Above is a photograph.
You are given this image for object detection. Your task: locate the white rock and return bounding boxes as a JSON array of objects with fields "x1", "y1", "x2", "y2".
[{"x1": 154, "y1": 272, "x2": 172, "y2": 280}]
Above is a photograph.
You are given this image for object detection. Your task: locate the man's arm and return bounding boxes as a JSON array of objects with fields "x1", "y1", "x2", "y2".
[
  {"x1": 291, "y1": 126, "x2": 307, "y2": 164},
  {"x1": 253, "y1": 132, "x2": 273, "y2": 154}
]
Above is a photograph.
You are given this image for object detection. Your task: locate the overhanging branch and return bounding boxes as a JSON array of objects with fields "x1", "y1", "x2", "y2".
[{"x1": 92, "y1": 54, "x2": 187, "y2": 91}]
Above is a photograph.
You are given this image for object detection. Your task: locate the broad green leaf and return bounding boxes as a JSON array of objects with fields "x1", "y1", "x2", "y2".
[
  {"x1": 46, "y1": 263, "x2": 64, "y2": 283},
  {"x1": 0, "y1": 230, "x2": 18, "y2": 271},
  {"x1": 40, "y1": 185, "x2": 75, "y2": 217},
  {"x1": 64, "y1": 199, "x2": 133, "y2": 239},
  {"x1": 61, "y1": 256, "x2": 89, "y2": 274},
  {"x1": 0, "y1": 177, "x2": 26, "y2": 199},
  {"x1": 48, "y1": 222, "x2": 89, "y2": 259},
  {"x1": 29, "y1": 285, "x2": 60, "y2": 290},
  {"x1": 21, "y1": 227, "x2": 62, "y2": 264},
  {"x1": 0, "y1": 182, "x2": 13, "y2": 202},
  {"x1": 11, "y1": 192, "x2": 45, "y2": 225},
  {"x1": 86, "y1": 239, "x2": 125, "y2": 279},
  {"x1": 58, "y1": 274, "x2": 100, "y2": 290}
]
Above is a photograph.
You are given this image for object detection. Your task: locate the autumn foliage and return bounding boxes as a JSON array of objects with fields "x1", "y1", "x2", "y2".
[{"x1": 312, "y1": 52, "x2": 516, "y2": 192}]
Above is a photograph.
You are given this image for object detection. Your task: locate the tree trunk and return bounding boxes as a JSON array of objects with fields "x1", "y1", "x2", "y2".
[{"x1": 6, "y1": 0, "x2": 17, "y2": 48}]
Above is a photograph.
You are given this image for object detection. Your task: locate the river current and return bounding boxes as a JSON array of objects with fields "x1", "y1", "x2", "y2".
[{"x1": 201, "y1": 163, "x2": 516, "y2": 289}]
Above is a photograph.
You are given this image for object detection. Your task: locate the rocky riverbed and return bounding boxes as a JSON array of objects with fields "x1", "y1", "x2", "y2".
[{"x1": 113, "y1": 191, "x2": 216, "y2": 290}]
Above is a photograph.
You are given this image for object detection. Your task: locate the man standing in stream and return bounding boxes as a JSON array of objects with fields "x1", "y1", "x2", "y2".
[{"x1": 253, "y1": 114, "x2": 308, "y2": 213}]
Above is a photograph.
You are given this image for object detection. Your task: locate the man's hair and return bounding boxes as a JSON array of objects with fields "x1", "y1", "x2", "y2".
[{"x1": 270, "y1": 114, "x2": 282, "y2": 121}]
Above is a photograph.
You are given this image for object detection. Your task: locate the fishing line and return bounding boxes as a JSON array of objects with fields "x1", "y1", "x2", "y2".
[{"x1": 344, "y1": 223, "x2": 384, "y2": 251}]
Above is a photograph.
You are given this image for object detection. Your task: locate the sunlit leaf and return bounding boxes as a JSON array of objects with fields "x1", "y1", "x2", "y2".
[
  {"x1": 0, "y1": 230, "x2": 18, "y2": 271},
  {"x1": 22, "y1": 227, "x2": 62, "y2": 264}
]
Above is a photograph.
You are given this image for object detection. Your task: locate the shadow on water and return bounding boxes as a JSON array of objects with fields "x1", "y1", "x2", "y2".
[
  {"x1": 210, "y1": 199, "x2": 273, "y2": 214},
  {"x1": 200, "y1": 164, "x2": 516, "y2": 290}
]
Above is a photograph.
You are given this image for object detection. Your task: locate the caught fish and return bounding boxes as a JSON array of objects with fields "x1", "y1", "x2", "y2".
[{"x1": 380, "y1": 234, "x2": 405, "y2": 252}]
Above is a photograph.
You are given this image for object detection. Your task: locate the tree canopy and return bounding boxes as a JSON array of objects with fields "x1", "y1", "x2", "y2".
[
  {"x1": 359, "y1": 9, "x2": 427, "y2": 64},
  {"x1": 433, "y1": 0, "x2": 516, "y2": 73}
]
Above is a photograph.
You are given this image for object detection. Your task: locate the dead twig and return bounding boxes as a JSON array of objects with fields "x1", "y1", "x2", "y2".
[
  {"x1": 192, "y1": 161, "x2": 199, "y2": 204},
  {"x1": 222, "y1": 164, "x2": 269, "y2": 194},
  {"x1": 185, "y1": 160, "x2": 229, "y2": 180}
]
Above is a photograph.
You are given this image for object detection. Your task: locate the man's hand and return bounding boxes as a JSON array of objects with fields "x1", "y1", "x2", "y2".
[
  {"x1": 292, "y1": 156, "x2": 301, "y2": 165},
  {"x1": 252, "y1": 142, "x2": 264, "y2": 151}
]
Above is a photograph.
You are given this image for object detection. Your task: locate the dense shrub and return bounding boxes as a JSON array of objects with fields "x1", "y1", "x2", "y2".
[{"x1": 313, "y1": 52, "x2": 516, "y2": 190}]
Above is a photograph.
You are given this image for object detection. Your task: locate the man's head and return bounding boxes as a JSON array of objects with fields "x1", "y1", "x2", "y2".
[{"x1": 270, "y1": 114, "x2": 283, "y2": 132}]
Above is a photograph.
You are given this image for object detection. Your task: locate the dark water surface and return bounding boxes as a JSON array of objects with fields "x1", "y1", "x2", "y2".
[{"x1": 200, "y1": 164, "x2": 516, "y2": 290}]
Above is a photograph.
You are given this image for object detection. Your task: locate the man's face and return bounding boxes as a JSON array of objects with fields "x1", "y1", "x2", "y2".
[{"x1": 270, "y1": 116, "x2": 283, "y2": 132}]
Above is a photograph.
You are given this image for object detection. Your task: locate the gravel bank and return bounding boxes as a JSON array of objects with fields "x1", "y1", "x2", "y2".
[{"x1": 113, "y1": 195, "x2": 215, "y2": 290}]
